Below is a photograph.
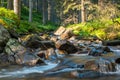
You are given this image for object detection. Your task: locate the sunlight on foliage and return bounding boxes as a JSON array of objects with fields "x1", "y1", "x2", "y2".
[
  {"x1": 0, "y1": 7, "x2": 19, "y2": 28},
  {"x1": 68, "y1": 18, "x2": 120, "y2": 40}
]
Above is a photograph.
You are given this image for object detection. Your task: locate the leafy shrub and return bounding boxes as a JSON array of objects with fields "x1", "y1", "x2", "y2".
[
  {"x1": 0, "y1": 7, "x2": 19, "y2": 28},
  {"x1": 16, "y1": 21, "x2": 43, "y2": 34},
  {"x1": 68, "y1": 18, "x2": 120, "y2": 40}
]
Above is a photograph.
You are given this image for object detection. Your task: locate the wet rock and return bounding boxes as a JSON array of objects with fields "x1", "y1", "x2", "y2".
[
  {"x1": 20, "y1": 34, "x2": 43, "y2": 49},
  {"x1": 115, "y1": 58, "x2": 120, "y2": 64},
  {"x1": 103, "y1": 46, "x2": 111, "y2": 52},
  {"x1": 85, "y1": 58, "x2": 116, "y2": 72},
  {"x1": 39, "y1": 41, "x2": 55, "y2": 50},
  {"x1": 45, "y1": 48, "x2": 57, "y2": 61},
  {"x1": 55, "y1": 40, "x2": 78, "y2": 54},
  {"x1": 55, "y1": 49, "x2": 67, "y2": 58},
  {"x1": 50, "y1": 36, "x2": 58, "y2": 42},
  {"x1": 5, "y1": 38, "x2": 26, "y2": 56},
  {"x1": 20, "y1": 34, "x2": 55, "y2": 49},
  {"x1": 71, "y1": 70, "x2": 102, "y2": 78},
  {"x1": 0, "y1": 24, "x2": 11, "y2": 53},
  {"x1": 84, "y1": 60, "x2": 99, "y2": 71},
  {"x1": 5, "y1": 38, "x2": 44, "y2": 66},
  {"x1": 103, "y1": 40, "x2": 120, "y2": 46},
  {"x1": 54, "y1": 26, "x2": 66, "y2": 35},
  {"x1": 0, "y1": 53, "x2": 10, "y2": 66},
  {"x1": 36, "y1": 50, "x2": 46, "y2": 59},
  {"x1": 89, "y1": 47, "x2": 103, "y2": 56},
  {"x1": 98, "y1": 58, "x2": 116, "y2": 72},
  {"x1": 22, "y1": 52, "x2": 43, "y2": 66}
]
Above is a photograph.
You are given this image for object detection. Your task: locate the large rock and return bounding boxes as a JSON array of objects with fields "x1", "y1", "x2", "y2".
[
  {"x1": 54, "y1": 26, "x2": 73, "y2": 40},
  {"x1": 55, "y1": 40, "x2": 78, "y2": 54},
  {"x1": 20, "y1": 34, "x2": 43, "y2": 49},
  {"x1": 5, "y1": 39, "x2": 44, "y2": 66},
  {"x1": 60, "y1": 28, "x2": 73, "y2": 40},
  {"x1": 20, "y1": 34, "x2": 55, "y2": 49},
  {"x1": 54, "y1": 26, "x2": 66, "y2": 35},
  {"x1": 102, "y1": 40, "x2": 120, "y2": 46},
  {"x1": 0, "y1": 24, "x2": 10, "y2": 53},
  {"x1": 45, "y1": 48, "x2": 58, "y2": 62},
  {"x1": 0, "y1": 53, "x2": 10, "y2": 67},
  {"x1": 84, "y1": 58, "x2": 116, "y2": 72}
]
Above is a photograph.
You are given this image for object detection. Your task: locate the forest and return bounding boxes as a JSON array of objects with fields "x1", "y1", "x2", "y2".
[
  {"x1": 0, "y1": 0, "x2": 120, "y2": 80},
  {"x1": 0, "y1": 0, "x2": 120, "y2": 40}
]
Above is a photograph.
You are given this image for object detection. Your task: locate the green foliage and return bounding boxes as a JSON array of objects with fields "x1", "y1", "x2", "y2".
[
  {"x1": 68, "y1": 18, "x2": 120, "y2": 40},
  {"x1": 16, "y1": 21, "x2": 42, "y2": 34},
  {"x1": 16, "y1": 6, "x2": 58, "y2": 34},
  {"x1": 21, "y1": 6, "x2": 42, "y2": 23},
  {"x1": 0, "y1": 7, "x2": 19, "y2": 28}
]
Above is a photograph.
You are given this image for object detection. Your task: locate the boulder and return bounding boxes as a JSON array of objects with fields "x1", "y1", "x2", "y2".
[
  {"x1": 0, "y1": 53, "x2": 10, "y2": 66},
  {"x1": 84, "y1": 58, "x2": 116, "y2": 72},
  {"x1": 84, "y1": 60, "x2": 99, "y2": 71},
  {"x1": 60, "y1": 28, "x2": 73, "y2": 40},
  {"x1": 98, "y1": 58, "x2": 116, "y2": 72},
  {"x1": 5, "y1": 39, "x2": 44, "y2": 66},
  {"x1": 115, "y1": 58, "x2": 120, "y2": 64},
  {"x1": 39, "y1": 41, "x2": 55, "y2": 50},
  {"x1": 55, "y1": 40, "x2": 78, "y2": 54},
  {"x1": 102, "y1": 40, "x2": 120, "y2": 46},
  {"x1": 20, "y1": 34, "x2": 55, "y2": 49},
  {"x1": 45, "y1": 48, "x2": 57, "y2": 61},
  {"x1": 36, "y1": 50, "x2": 46, "y2": 59},
  {"x1": 89, "y1": 47, "x2": 103, "y2": 56},
  {"x1": 54, "y1": 26, "x2": 66, "y2": 35},
  {"x1": 20, "y1": 34, "x2": 43, "y2": 49},
  {"x1": 55, "y1": 49, "x2": 67, "y2": 58},
  {"x1": 50, "y1": 36, "x2": 58, "y2": 42},
  {"x1": 0, "y1": 24, "x2": 10, "y2": 53}
]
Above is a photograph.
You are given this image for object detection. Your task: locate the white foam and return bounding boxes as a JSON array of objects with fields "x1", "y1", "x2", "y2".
[{"x1": 0, "y1": 61, "x2": 58, "y2": 78}]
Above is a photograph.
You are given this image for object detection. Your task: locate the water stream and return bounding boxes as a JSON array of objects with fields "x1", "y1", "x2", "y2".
[
  {"x1": 0, "y1": 61, "x2": 58, "y2": 79},
  {"x1": 0, "y1": 47, "x2": 120, "y2": 80}
]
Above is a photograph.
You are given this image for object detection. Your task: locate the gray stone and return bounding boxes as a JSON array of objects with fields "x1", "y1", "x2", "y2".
[
  {"x1": 5, "y1": 38, "x2": 44, "y2": 66},
  {"x1": 0, "y1": 24, "x2": 10, "y2": 53}
]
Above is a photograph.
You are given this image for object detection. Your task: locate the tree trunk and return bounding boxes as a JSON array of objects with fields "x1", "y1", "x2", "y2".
[
  {"x1": 38, "y1": 0, "x2": 42, "y2": 12},
  {"x1": 78, "y1": 1, "x2": 81, "y2": 23},
  {"x1": 42, "y1": 0, "x2": 48, "y2": 24},
  {"x1": 81, "y1": 0, "x2": 85, "y2": 23},
  {"x1": 48, "y1": 0, "x2": 51, "y2": 21},
  {"x1": 29, "y1": 0, "x2": 33, "y2": 22},
  {"x1": 48, "y1": 0, "x2": 56, "y2": 23},
  {"x1": 36, "y1": 0, "x2": 40, "y2": 12},
  {"x1": 22, "y1": 0, "x2": 29, "y2": 7},
  {"x1": 7, "y1": 0, "x2": 13, "y2": 10},
  {"x1": 14, "y1": 0, "x2": 21, "y2": 19},
  {"x1": 1, "y1": 0, "x2": 4, "y2": 7}
]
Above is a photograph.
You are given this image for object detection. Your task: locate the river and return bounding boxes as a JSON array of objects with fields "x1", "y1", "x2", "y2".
[{"x1": 0, "y1": 46, "x2": 120, "y2": 80}]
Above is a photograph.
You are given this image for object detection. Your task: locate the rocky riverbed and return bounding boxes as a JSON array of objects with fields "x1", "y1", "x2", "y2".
[{"x1": 0, "y1": 25, "x2": 120, "y2": 80}]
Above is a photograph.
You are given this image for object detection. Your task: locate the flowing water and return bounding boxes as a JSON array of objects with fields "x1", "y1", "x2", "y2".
[{"x1": 0, "y1": 47, "x2": 120, "y2": 80}]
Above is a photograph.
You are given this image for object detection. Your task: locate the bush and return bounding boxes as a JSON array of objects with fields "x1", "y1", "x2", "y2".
[
  {"x1": 0, "y1": 7, "x2": 19, "y2": 28},
  {"x1": 68, "y1": 18, "x2": 120, "y2": 40}
]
